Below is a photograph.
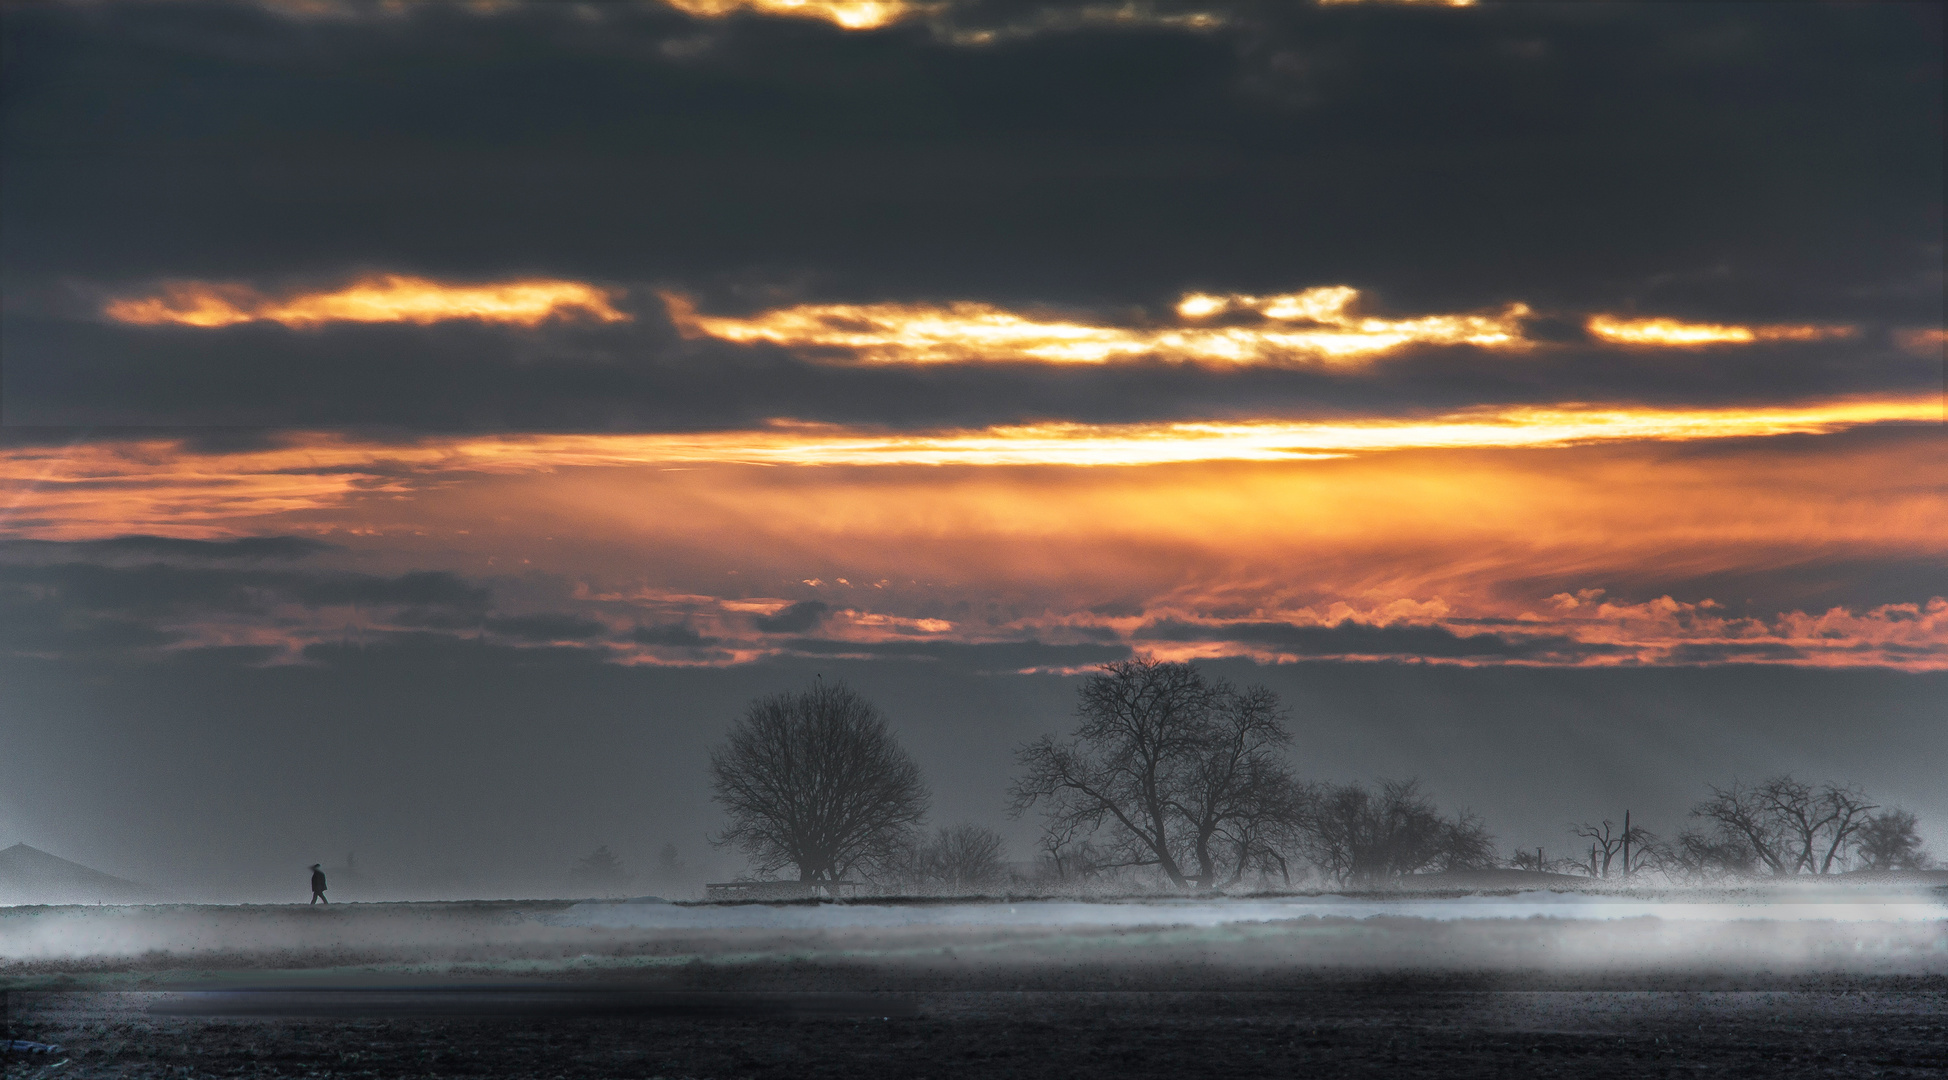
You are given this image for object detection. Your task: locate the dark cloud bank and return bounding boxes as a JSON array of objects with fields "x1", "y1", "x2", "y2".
[{"x1": 3, "y1": 0, "x2": 1940, "y2": 429}]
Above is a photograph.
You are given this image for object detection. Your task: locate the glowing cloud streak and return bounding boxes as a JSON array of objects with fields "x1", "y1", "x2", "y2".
[
  {"x1": 104, "y1": 276, "x2": 630, "y2": 329},
  {"x1": 1586, "y1": 315, "x2": 1853, "y2": 346},
  {"x1": 2, "y1": 398, "x2": 1933, "y2": 543},
  {"x1": 439, "y1": 397, "x2": 1936, "y2": 468},
  {"x1": 660, "y1": 0, "x2": 931, "y2": 29},
  {"x1": 665, "y1": 287, "x2": 1531, "y2": 367}
]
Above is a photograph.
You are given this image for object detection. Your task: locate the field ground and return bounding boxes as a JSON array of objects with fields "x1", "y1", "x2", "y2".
[{"x1": 4, "y1": 890, "x2": 1944, "y2": 1078}]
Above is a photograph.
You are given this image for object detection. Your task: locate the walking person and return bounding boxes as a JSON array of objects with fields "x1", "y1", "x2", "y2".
[{"x1": 310, "y1": 863, "x2": 328, "y2": 904}]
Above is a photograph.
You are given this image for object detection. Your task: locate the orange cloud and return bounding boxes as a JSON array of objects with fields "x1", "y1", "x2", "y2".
[
  {"x1": 3, "y1": 396, "x2": 1933, "y2": 542},
  {"x1": 663, "y1": 286, "x2": 1531, "y2": 367},
  {"x1": 660, "y1": 0, "x2": 933, "y2": 30},
  {"x1": 5, "y1": 410, "x2": 1943, "y2": 669},
  {"x1": 1894, "y1": 327, "x2": 1946, "y2": 357},
  {"x1": 1586, "y1": 314, "x2": 1853, "y2": 346},
  {"x1": 104, "y1": 275, "x2": 629, "y2": 329}
]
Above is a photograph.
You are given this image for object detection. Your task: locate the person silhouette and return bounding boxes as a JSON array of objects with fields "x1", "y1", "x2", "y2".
[{"x1": 310, "y1": 863, "x2": 328, "y2": 904}]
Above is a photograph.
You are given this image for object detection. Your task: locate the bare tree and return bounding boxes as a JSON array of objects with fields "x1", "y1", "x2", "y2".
[
  {"x1": 1691, "y1": 780, "x2": 1795, "y2": 875},
  {"x1": 1756, "y1": 777, "x2": 1876, "y2": 874},
  {"x1": 1303, "y1": 779, "x2": 1496, "y2": 885},
  {"x1": 1010, "y1": 659, "x2": 1306, "y2": 890},
  {"x1": 1691, "y1": 776, "x2": 1878, "y2": 877},
  {"x1": 1570, "y1": 816, "x2": 1657, "y2": 879},
  {"x1": 709, "y1": 680, "x2": 929, "y2": 883},
  {"x1": 1852, "y1": 809, "x2": 1934, "y2": 871}
]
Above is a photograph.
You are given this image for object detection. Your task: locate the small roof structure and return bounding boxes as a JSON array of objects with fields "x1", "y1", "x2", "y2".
[{"x1": 0, "y1": 843, "x2": 159, "y2": 906}]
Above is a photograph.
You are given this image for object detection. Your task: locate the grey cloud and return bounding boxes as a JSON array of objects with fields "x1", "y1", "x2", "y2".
[
  {"x1": 1663, "y1": 642, "x2": 1810, "y2": 665},
  {"x1": 485, "y1": 613, "x2": 611, "y2": 641},
  {"x1": 1134, "y1": 618, "x2": 1598, "y2": 660},
  {"x1": 0, "y1": 561, "x2": 490, "y2": 620},
  {"x1": 288, "y1": 571, "x2": 491, "y2": 611},
  {"x1": 780, "y1": 638, "x2": 1130, "y2": 670},
  {"x1": 629, "y1": 621, "x2": 718, "y2": 647},
  {"x1": 79, "y1": 535, "x2": 333, "y2": 561},
  {"x1": 752, "y1": 600, "x2": 830, "y2": 633},
  {"x1": 301, "y1": 633, "x2": 613, "y2": 668}
]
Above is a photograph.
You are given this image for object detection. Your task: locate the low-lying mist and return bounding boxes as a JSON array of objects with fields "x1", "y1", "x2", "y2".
[{"x1": 5, "y1": 884, "x2": 1943, "y2": 986}]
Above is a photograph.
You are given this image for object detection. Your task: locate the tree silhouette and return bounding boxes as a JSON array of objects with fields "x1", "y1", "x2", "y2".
[
  {"x1": 1011, "y1": 658, "x2": 1307, "y2": 889},
  {"x1": 1690, "y1": 776, "x2": 1877, "y2": 876},
  {"x1": 709, "y1": 679, "x2": 929, "y2": 883},
  {"x1": 1304, "y1": 778, "x2": 1496, "y2": 885},
  {"x1": 899, "y1": 823, "x2": 1007, "y2": 893},
  {"x1": 1571, "y1": 815, "x2": 1657, "y2": 879},
  {"x1": 571, "y1": 846, "x2": 632, "y2": 896},
  {"x1": 1853, "y1": 809, "x2": 1934, "y2": 871}
]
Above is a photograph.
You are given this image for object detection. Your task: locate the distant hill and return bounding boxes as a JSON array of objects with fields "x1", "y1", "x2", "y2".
[{"x1": 0, "y1": 843, "x2": 161, "y2": 906}]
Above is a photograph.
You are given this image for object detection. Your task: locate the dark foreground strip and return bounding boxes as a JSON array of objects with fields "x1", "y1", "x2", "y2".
[{"x1": 145, "y1": 988, "x2": 916, "y2": 1019}]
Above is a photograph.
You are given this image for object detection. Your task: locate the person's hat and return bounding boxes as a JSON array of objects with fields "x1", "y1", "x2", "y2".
[{"x1": 311, "y1": 863, "x2": 321, "y2": 869}]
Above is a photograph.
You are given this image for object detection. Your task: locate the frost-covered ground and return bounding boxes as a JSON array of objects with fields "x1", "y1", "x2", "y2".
[
  {"x1": 546, "y1": 887, "x2": 1948, "y2": 930},
  {"x1": 4, "y1": 888, "x2": 1944, "y2": 1078},
  {"x1": 2, "y1": 884, "x2": 1943, "y2": 980}
]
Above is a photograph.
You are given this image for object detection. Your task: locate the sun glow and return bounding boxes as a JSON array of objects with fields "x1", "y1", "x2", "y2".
[
  {"x1": 659, "y1": 0, "x2": 931, "y2": 29},
  {"x1": 104, "y1": 276, "x2": 630, "y2": 329},
  {"x1": 417, "y1": 397, "x2": 1934, "y2": 468},
  {"x1": 3, "y1": 398, "x2": 1932, "y2": 539},
  {"x1": 1586, "y1": 315, "x2": 1852, "y2": 346},
  {"x1": 663, "y1": 287, "x2": 1531, "y2": 367}
]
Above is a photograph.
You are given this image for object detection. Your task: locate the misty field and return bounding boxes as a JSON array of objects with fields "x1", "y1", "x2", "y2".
[{"x1": 5, "y1": 885, "x2": 1945, "y2": 1078}]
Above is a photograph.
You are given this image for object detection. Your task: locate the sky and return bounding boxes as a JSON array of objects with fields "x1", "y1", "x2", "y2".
[{"x1": 1, "y1": 0, "x2": 1943, "y2": 898}]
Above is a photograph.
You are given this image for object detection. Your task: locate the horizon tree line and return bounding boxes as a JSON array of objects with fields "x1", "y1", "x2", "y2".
[{"x1": 704, "y1": 660, "x2": 1935, "y2": 892}]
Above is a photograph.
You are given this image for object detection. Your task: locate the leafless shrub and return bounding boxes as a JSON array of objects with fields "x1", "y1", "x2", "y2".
[
  {"x1": 1303, "y1": 778, "x2": 1497, "y2": 886},
  {"x1": 893, "y1": 823, "x2": 1008, "y2": 893}
]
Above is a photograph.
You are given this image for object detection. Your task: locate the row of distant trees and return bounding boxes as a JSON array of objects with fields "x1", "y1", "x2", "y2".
[
  {"x1": 706, "y1": 660, "x2": 1933, "y2": 892},
  {"x1": 1523, "y1": 776, "x2": 1935, "y2": 883}
]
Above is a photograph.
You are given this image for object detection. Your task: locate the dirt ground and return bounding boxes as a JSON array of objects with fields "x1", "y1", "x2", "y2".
[{"x1": 7, "y1": 972, "x2": 1946, "y2": 1079}]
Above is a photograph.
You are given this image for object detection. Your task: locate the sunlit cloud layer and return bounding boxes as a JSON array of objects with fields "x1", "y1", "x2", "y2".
[
  {"x1": 666, "y1": 287, "x2": 1532, "y2": 367},
  {"x1": 1586, "y1": 315, "x2": 1854, "y2": 347},
  {"x1": 668, "y1": 288, "x2": 1874, "y2": 367},
  {"x1": 103, "y1": 276, "x2": 629, "y2": 329},
  {"x1": 4, "y1": 398, "x2": 1931, "y2": 534},
  {"x1": 4, "y1": 397, "x2": 1942, "y2": 670}
]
